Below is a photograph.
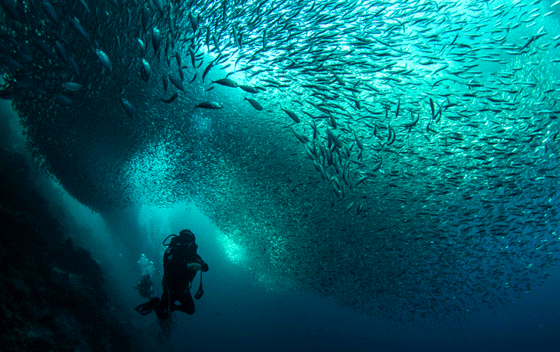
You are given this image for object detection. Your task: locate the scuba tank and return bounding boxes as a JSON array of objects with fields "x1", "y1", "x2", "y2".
[{"x1": 162, "y1": 233, "x2": 204, "y2": 299}]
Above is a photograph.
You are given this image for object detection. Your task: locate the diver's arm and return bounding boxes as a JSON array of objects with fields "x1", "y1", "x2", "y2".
[
  {"x1": 186, "y1": 256, "x2": 208, "y2": 272},
  {"x1": 186, "y1": 262, "x2": 202, "y2": 272},
  {"x1": 200, "y1": 260, "x2": 209, "y2": 272},
  {"x1": 198, "y1": 254, "x2": 209, "y2": 272}
]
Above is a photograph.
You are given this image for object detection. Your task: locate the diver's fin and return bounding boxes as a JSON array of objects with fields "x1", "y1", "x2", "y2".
[{"x1": 135, "y1": 297, "x2": 160, "y2": 315}]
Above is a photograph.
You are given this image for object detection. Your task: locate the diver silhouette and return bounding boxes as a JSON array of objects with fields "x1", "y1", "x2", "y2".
[
  {"x1": 135, "y1": 229, "x2": 208, "y2": 321},
  {"x1": 134, "y1": 274, "x2": 155, "y2": 299}
]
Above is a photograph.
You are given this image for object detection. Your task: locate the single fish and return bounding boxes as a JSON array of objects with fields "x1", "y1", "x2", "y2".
[
  {"x1": 61, "y1": 82, "x2": 82, "y2": 92},
  {"x1": 189, "y1": 72, "x2": 197, "y2": 84},
  {"x1": 245, "y1": 97, "x2": 263, "y2": 111},
  {"x1": 41, "y1": 1, "x2": 58, "y2": 23},
  {"x1": 189, "y1": 11, "x2": 198, "y2": 32},
  {"x1": 154, "y1": 0, "x2": 164, "y2": 15},
  {"x1": 386, "y1": 125, "x2": 396, "y2": 146},
  {"x1": 282, "y1": 108, "x2": 300, "y2": 123},
  {"x1": 161, "y1": 93, "x2": 178, "y2": 103},
  {"x1": 56, "y1": 94, "x2": 73, "y2": 105},
  {"x1": 195, "y1": 101, "x2": 223, "y2": 109},
  {"x1": 78, "y1": 0, "x2": 90, "y2": 13},
  {"x1": 121, "y1": 97, "x2": 134, "y2": 119},
  {"x1": 213, "y1": 78, "x2": 238, "y2": 87},
  {"x1": 69, "y1": 17, "x2": 89, "y2": 41},
  {"x1": 137, "y1": 38, "x2": 146, "y2": 56},
  {"x1": 169, "y1": 72, "x2": 185, "y2": 92},
  {"x1": 162, "y1": 75, "x2": 168, "y2": 92},
  {"x1": 95, "y1": 48, "x2": 112, "y2": 72},
  {"x1": 202, "y1": 61, "x2": 214, "y2": 82},
  {"x1": 141, "y1": 59, "x2": 152, "y2": 82},
  {"x1": 152, "y1": 27, "x2": 161, "y2": 53},
  {"x1": 54, "y1": 41, "x2": 69, "y2": 64},
  {"x1": 239, "y1": 85, "x2": 260, "y2": 93},
  {"x1": 142, "y1": 6, "x2": 150, "y2": 32}
]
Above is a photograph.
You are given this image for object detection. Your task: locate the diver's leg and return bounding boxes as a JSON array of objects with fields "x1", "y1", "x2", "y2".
[
  {"x1": 135, "y1": 296, "x2": 160, "y2": 315},
  {"x1": 176, "y1": 288, "x2": 195, "y2": 315},
  {"x1": 155, "y1": 276, "x2": 171, "y2": 319}
]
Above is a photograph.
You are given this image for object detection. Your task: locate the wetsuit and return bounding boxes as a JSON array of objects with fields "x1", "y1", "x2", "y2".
[{"x1": 155, "y1": 236, "x2": 208, "y2": 319}]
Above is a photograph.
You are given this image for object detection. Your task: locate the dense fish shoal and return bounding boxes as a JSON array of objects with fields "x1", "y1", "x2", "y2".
[{"x1": 1, "y1": 0, "x2": 560, "y2": 321}]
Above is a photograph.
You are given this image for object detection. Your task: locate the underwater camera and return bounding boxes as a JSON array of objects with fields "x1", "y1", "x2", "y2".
[{"x1": 195, "y1": 286, "x2": 204, "y2": 300}]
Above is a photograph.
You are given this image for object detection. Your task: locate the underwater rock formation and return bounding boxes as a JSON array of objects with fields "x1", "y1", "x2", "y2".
[{"x1": 0, "y1": 148, "x2": 139, "y2": 352}]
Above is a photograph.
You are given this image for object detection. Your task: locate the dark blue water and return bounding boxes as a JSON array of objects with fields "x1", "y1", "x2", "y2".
[{"x1": 108, "y1": 203, "x2": 560, "y2": 352}]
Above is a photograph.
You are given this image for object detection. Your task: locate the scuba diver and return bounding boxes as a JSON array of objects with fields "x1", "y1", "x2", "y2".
[
  {"x1": 135, "y1": 229, "x2": 209, "y2": 322},
  {"x1": 135, "y1": 254, "x2": 155, "y2": 299},
  {"x1": 134, "y1": 275, "x2": 155, "y2": 299}
]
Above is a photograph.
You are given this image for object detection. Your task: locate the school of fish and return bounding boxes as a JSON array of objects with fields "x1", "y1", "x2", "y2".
[{"x1": 1, "y1": 0, "x2": 560, "y2": 321}]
